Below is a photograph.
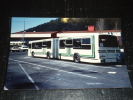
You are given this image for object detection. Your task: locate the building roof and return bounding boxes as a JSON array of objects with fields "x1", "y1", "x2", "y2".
[
  {"x1": 12, "y1": 30, "x2": 121, "y2": 34},
  {"x1": 12, "y1": 31, "x2": 55, "y2": 34}
]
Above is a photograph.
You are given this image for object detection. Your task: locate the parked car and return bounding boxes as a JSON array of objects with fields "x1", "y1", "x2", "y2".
[
  {"x1": 19, "y1": 45, "x2": 28, "y2": 52},
  {"x1": 10, "y1": 46, "x2": 20, "y2": 52}
]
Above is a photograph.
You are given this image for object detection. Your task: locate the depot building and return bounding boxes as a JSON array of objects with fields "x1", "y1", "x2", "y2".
[{"x1": 10, "y1": 26, "x2": 122, "y2": 46}]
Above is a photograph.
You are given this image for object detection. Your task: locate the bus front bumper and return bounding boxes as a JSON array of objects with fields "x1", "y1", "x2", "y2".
[{"x1": 101, "y1": 58, "x2": 121, "y2": 63}]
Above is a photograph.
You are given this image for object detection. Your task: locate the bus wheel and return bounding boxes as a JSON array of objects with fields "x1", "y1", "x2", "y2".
[
  {"x1": 74, "y1": 54, "x2": 80, "y2": 63},
  {"x1": 47, "y1": 52, "x2": 50, "y2": 59},
  {"x1": 32, "y1": 52, "x2": 35, "y2": 57}
]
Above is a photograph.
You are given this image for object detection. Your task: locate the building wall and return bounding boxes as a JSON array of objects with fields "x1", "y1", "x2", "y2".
[{"x1": 10, "y1": 31, "x2": 122, "y2": 45}]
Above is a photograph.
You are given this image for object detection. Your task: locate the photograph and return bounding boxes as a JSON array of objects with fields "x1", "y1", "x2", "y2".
[{"x1": 4, "y1": 17, "x2": 132, "y2": 90}]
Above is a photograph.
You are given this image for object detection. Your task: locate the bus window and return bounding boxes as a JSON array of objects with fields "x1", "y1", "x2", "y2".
[
  {"x1": 28, "y1": 44, "x2": 31, "y2": 48},
  {"x1": 42, "y1": 41, "x2": 47, "y2": 47},
  {"x1": 47, "y1": 41, "x2": 51, "y2": 49},
  {"x1": 99, "y1": 35, "x2": 118, "y2": 47},
  {"x1": 35, "y1": 42, "x2": 42, "y2": 49},
  {"x1": 60, "y1": 40, "x2": 65, "y2": 48},
  {"x1": 66, "y1": 39, "x2": 72, "y2": 45},
  {"x1": 82, "y1": 38, "x2": 91, "y2": 45},
  {"x1": 81, "y1": 38, "x2": 91, "y2": 49},
  {"x1": 32, "y1": 43, "x2": 35, "y2": 49},
  {"x1": 73, "y1": 39, "x2": 81, "y2": 47}
]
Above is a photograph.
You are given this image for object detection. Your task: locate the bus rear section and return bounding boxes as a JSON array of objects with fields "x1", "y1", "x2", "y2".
[{"x1": 98, "y1": 35, "x2": 121, "y2": 63}]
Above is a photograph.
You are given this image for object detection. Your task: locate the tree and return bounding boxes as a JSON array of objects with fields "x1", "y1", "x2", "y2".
[
  {"x1": 114, "y1": 20, "x2": 121, "y2": 30},
  {"x1": 95, "y1": 18, "x2": 107, "y2": 31}
]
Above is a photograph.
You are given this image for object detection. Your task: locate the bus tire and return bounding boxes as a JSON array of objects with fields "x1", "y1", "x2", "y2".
[
  {"x1": 101, "y1": 59, "x2": 105, "y2": 63},
  {"x1": 47, "y1": 52, "x2": 50, "y2": 59},
  {"x1": 32, "y1": 52, "x2": 35, "y2": 57},
  {"x1": 74, "y1": 53, "x2": 80, "y2": 63}
]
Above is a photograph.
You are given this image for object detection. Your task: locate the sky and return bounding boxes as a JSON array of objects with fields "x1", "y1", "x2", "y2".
[{"x1": 11, "y1": 17, "x2": 58, "y2": 33}]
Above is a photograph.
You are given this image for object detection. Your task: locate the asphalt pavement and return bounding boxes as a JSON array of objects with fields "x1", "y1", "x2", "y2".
[{"x1": 4, "y1": 52, "x2": 132, "y2": 90}]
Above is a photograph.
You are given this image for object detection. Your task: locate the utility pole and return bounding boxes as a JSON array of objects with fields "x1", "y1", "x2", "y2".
[{"x1": 22, "y1": 20, "x2": 25, "y2": 46}]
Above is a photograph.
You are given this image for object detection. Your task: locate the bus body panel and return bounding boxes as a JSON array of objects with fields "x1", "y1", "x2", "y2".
[
  {"x1": 52, "y1": 38, "x2": 59, "y2": 58},
  {"x1": 98, "y1": 47, "x2": 121, "y2": 63},
  {"x1": 94, "y1": 35, "x2": 99, "y2": 60},
  {"x1": 28, "y1": 43, "x2": 31, "y2": 56},
  {"x1": 58, "y1": 35, "x2": 95, "y2": 61}
]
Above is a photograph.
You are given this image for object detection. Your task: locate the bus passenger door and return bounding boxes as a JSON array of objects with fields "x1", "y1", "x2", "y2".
[
  {"x1": 66, "y1": 47, "x2": 71, "y2": 56},
  {"x1": 52, "y1": 38, "x2": 59, "y2": 58},
  {"x1": 34, "y1": 42, "x2": 43, "y2": 56},
  {"x1": 42, "y1": 41, "x2": 47, "y2": 55},
  {"x1": 66, "y1": 39, "x2": 73, "y2": 56},
  {"x1": 28, "y1": 43, "x2": 32, "y2": 56}
]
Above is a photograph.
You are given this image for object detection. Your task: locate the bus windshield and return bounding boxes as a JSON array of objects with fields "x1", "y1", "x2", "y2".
[{"x1": 99, "y1": 35, "x2": 118, "y2": 47}]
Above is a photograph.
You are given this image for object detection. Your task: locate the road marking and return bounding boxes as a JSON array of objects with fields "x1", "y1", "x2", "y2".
[
  {"x1": 18, "y1": 62, "x2": 39, "y2": 89},
  {"x1": 108, "y1": 72, "x2": 116, "y2": 74},
  {"x1": 116, "y1": 65, "x2": 122, "y2": 67},
  {"x1": 10, "y1": 58, "x2": 97, "y2": 79},
  {"x1": 39, "y1": 59, "x2": 113, "y2": 72},
  {"x1": 86, "y1": 82, "x2": 103, "y2": 85},
  {"x1": 4, "y1": 86, "x2": 8, "y2": 90},
  {"x1": 42, "y1": 60, "x2": 115, "y2": 73},
  {"x1": 23, "y1": 57, "x2": 31, "y2": 58},
  {"x1": 48, "y1": 60, "x2": 116, "y2": 69},
  {"x1": 48, "y1": 77, "x2": 62, "y2": 81},
  {"x1": 21, "y1": 57, "x2": 116, "y2": 69},
  {"x1": 33, "y1": 67, "x2": 40, "y2": 70}
]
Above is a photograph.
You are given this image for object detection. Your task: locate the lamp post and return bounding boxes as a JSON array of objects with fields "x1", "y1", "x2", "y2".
[{"x1": 22, "y1": 20, "x2": 25, "y2": 46}]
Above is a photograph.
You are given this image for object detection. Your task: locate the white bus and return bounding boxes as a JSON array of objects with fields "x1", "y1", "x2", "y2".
[{"x1": 28, "y1": 34, "x2": 121, "y2": 63}]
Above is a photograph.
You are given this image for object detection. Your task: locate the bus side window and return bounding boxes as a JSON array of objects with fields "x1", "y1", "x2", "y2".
[
  {"x1": 32, "y1": 43, "x2": 35, "y2": 49},
  {"x1": 47, "y1": 41, "x2": 51, "y2": 49},
  {"x1": 42, "y1": 41, "x2": 47, "y2": 47},
  {"x1": 73, "y1": 39, "x2": 81, "y2": 47},
  {"x1": 40, "y1": 42, "x2": 42, "y2": 48},
  {"x1": 36, "y1": 42, "x2": 42, "y2": 49},
  {"x1": 28, "y1": 44, "x2": 31, "y2": 48},
  {"x1": 82, "y1": 38, "x2": 91, "y2": 44},
  {"x1": 66, "y1": 39, "x2": 72, "y2": 45},
  {"x1": 60, "y1": 40, "x2": 65, "y2": 48},
  {"x1": 81, "y1": 38, "x2": 91, "y2": 49},
  {"x1": 65, "y1": 39, "x2": 73, "y2": 47}
]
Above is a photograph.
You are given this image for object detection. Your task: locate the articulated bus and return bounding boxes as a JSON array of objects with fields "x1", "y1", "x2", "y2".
[{"x1": 28, "y1": 34, "x2": 121, "y2": 63}]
